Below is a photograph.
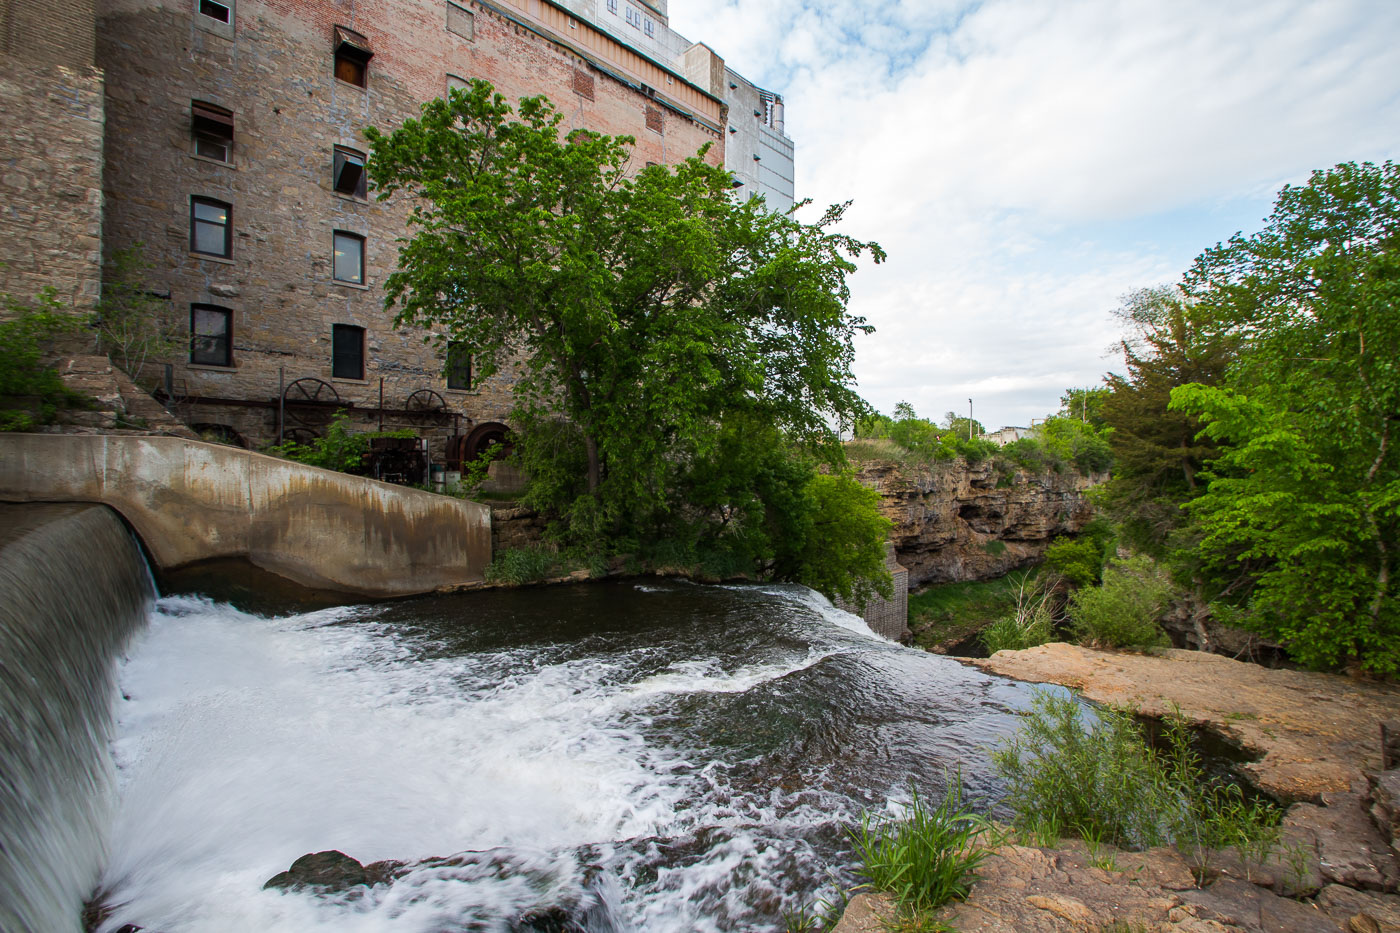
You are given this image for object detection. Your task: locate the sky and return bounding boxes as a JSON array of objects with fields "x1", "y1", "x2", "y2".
[{"x1": 667, "y1": 0, "x2": 1400, "y2": 430}]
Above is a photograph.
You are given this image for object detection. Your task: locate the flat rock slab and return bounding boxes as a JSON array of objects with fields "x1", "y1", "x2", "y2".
[
  {"x1": 836, "y1": 840, "x2": 1400, "y2": 932},
  {"x1": 972, "y1": 643, "x2": 1400, "y2": 802}
]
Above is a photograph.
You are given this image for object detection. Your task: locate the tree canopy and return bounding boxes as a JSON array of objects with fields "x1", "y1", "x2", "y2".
[
  {"x1": 1168, "y1": 161, "x2": 1400, "y2": 673},
  {"x1": 365, "y1": 80, "x2": 890, "y2": 603}
]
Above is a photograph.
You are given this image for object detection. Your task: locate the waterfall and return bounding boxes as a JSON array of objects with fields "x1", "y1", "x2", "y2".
[{"x1": 0, "y1": 505, "x2": 153, "y2": 933}]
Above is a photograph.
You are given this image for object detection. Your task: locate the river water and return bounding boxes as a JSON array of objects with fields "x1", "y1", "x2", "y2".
[{"x1": 95, "y1": 580, "x2": 1041, "y2": 932}]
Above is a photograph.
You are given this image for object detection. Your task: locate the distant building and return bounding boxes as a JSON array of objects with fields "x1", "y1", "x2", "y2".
[{"x1": 980, "y1": 426, "x2": 1033, "y2": 446}]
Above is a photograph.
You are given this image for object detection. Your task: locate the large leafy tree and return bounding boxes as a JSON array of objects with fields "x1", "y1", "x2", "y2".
[
  {"x1": 1098, "y1": 286, "x2": 1239, "y2": 551},
  {"x1": 1170, "y1": 161, "x2": 1400, "y2": 673},
  {"x1": 366, "y1": 80, "x2": 890, "y2": 600}
]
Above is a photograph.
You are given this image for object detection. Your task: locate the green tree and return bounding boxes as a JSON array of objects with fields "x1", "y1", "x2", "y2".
[
  {"x1": 94, "y1": 245, "x2": 182, "y2": 385},
  {"x1": 366, "y1": 80, "x2": 890, "y2": 598},
  {"x1": 1171, "y1": 161, "x2": 1400, "y2": 673},
  {"x1": 1099, "y1": 286, "x2": 1238, "y2": 551},
  {"x1": 1058, "y1": 386, "x2": 1109, "y2": 429}
]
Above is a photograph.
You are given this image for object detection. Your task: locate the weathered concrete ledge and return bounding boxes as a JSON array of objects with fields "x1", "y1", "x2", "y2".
[{"x1": 0, "y1": 434, "x2": 491, "y2": 597}]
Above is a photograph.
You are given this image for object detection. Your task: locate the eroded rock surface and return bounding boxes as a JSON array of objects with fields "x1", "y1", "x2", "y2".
[
  {"x1": 972, "y1": 643, "x2": 1400, "y2": 802},
  {"x1": 834, "y1": 840, "x2": 1400, "y2": 933},
  {"x1": 852, "y1": 459, "x2": 1101, "y2": 588}
]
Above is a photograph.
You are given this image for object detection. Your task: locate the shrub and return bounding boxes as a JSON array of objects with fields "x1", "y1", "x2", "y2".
[
  {"x1": 0, "y1": 289, "x2": 91, "y2": 430},
  {"x1": 992, "y1": 691, "x2": 1281, "y2": 858},
  {"x1": 485, "y1": 546, "x2": 557, "y2": 585},
  {"x1": 264, "y1": 411, "x2": 415, "y2": 473},
  {"x1": 1068, "y1": 555, "x2": 1171, "y2": 649},
  {"x1": 850, "y1": 782, "x2": 988, "y2": 916},
  {"x1": 1044, "y1": 537, "x2": 1105, "y2": 589},
  {"x1": 980, "y1": 572, "x2": 1058, "y2": 654}
]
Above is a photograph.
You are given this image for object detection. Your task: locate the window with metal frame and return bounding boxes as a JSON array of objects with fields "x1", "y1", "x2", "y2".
[
  {"x1": 190, "y1": 305, "x2": 233, "y2": 366},
  {"x1": 190, "y1": 197, "x2": 232, "y2": 257},
  {"x1": 333, "y1": 231, "x2": 365, "y2": 284},
  {"x1": 199, "y1": 0, "x2": 231, "y2": 23},
  {"x1": 332, "y1": 324, "x2": 365, "y2": 380},
  {"x1": 445, "y1": 342, "x2": 472, "y2": 390},
  {"x1": 332, "y1": 146, "x2": 367, "y2": 198},
  {"x1": 192, "y1": 100, "x2": 233, "y2": 162}
]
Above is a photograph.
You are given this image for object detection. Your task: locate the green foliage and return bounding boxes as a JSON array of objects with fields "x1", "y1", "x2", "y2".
[
  {"x1": 1039, "y1": 416, "x2": 1113, "y2": 474},
  {"x1": 1059, "y1": 386, "x2": 1110, "y2": 429},
  {"x1": 849, "y1": 782, "x2": 989, "y2": 917},
  {"x1": 979, "y1": 575, "x2": 1056, "y2": 654},
  {"x1": 264, "y1": 411, "x2": 415, "y2": 473},
  {"x1": 1098, "y1": 286, "x2": 1239, "y2": 553},
  {"x1": 1166, "y1": 162, "x2": 1400, "y2": 674},
  {"x1": 366, "y1": 80, "x2": 886, "y2": 598},
  {"x1": 94, "y1": 244, "x2": 182, "y2": 384},
  {"x1": 485, "y1": 546, "x2": 558, "y2": 585},
  {"x1": 0, "y1": 289, "x2": 91, "y2": 430},
  {"x1": 790, "y1": 473, "x2": 894, "y2": 608},
  {"x1": 993, "y1": 691, "x2": 1282, "y2": 858},
  {"x1": 980, "y1": 570, "x2": 1060, "y2": 655},
  {"x1": 908, "y1": 568, "x2": 1041, "y2": 651},
  {"x1": 1067, "y1": 555, "x2": 1171, "y2": 649}
]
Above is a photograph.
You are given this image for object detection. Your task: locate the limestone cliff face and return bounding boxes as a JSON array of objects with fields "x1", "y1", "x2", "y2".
[{"x1": 854, "y1": 458, "x2": 1103, "y2": 587}]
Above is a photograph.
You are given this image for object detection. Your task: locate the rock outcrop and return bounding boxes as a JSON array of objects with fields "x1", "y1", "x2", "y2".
[
  {"x1": 973, "y1": 643, "x2": 1400, "y2": 803},
  {"x1": 852, "y1": 458, "x2": 1102, "y2": 587}
]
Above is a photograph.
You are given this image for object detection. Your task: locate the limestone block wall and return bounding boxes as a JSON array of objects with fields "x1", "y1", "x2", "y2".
[
  {"x1": 0, "y1": 0, "x2": 104, "y2": 312},
  {"x1": 97, "y1": 0, "x2": 724, "y2": 448},
  {"x1": 0, "y1": 433, "x2": 492, "y2": 596}
]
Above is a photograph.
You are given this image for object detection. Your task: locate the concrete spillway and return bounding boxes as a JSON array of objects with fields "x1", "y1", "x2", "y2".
[{"x1": 0, "y1": 504, "x2": 153, "y2": 932}]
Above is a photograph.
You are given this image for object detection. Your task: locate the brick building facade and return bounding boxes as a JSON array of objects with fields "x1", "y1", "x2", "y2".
[{"x1": 92, "y1": 0, "x2": 761, "y2": 453}]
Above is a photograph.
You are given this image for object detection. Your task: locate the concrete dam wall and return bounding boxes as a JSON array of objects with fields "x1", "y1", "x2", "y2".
[
  {"x1": 0, "y1": 504, "x2": 152, "y2": 933},
  {"x1": 0, "y1": 434, "x2": 492, "y2": 597}
]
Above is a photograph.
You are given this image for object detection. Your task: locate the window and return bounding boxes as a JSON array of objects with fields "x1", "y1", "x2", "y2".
[
  {"x1": 446, "y1": 2, "x2": 474, "y2": 40},
  {"x1": 190, "y1": 305, "x2": 232, "y2": 366},
  {"x1": 644, "y1": 17, "x2": 654, "y2": 37},
  {"x1": 333, "y1": 231, "x2": 365, "y2": 284},
  {"x1": 190, "y1": 197, "x2": 231, "y2": 257},
  {"x1": 606, "y1": 0, "x2": 616, "y2": 12},
  {"x1": 447, "y1": 73, "x2": 470, "y2": 94},
  {"x1": 445, "y1": 343, "x2": 472, "y2": 390},
  {"x1": 199, "y1": 0, "x2": 231, "y2": 23},
  {"x1": 332, "y1": 147, "x2": 367, "y2": 198},
  {"x1": 192, "y1": 100, "x2": 233, "y2": 162},
  {"x1": 332, "y1": 325, "x2": 365, "y2": 380},
  {"x1": 334, "y1": 26, "x2": 373, "y2": 88}
]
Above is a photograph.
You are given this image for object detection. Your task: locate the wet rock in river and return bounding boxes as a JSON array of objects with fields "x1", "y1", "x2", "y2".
[{"x1": 263, "y1": 850, "x2": 401, "y2": 893}]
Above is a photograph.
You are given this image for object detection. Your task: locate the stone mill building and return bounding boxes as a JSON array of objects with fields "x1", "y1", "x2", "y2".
[{"x1": 1, "y1": 0, "x2": 796, "y2": 458}]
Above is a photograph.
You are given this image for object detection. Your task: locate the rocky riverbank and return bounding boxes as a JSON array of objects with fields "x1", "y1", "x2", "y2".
[{"x1": 836, "y1": 644, "x2": 1400, "y2": 932}]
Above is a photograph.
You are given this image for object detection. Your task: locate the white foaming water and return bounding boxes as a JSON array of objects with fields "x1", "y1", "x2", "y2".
[{"x1": 98, "y1": 591, "x2": 864, "y2": 933}]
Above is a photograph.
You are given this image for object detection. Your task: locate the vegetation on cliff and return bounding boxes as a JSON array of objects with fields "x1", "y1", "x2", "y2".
[{"x1": 365, "y1": 80, "x2": 891, "y2": 605}]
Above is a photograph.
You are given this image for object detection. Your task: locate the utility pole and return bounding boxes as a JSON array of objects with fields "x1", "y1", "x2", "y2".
[{"x1": 968, "y1": 398, "x2": 973, "y2": 440}]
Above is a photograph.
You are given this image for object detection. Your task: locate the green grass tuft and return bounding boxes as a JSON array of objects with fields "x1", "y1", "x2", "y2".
[{"x1": 850, "y1": 782, "x2": 989, "y2": 917}]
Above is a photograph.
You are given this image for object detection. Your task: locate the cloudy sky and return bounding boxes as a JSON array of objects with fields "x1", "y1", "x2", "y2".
[{"x1": 667, "y1": 0, "x2": 1400, "y2": 430}]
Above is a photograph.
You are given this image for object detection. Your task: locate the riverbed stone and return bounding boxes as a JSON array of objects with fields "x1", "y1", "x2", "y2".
[
  {"x1": 263, "y1": 850, "x2": 371, "y2": 892},
  {"x1": 1371, "y1": 770, "x2": 1400, "y2": 856},
  {"x1": 1287, "y1": 791, "x2": 1400, "y2": 892}
]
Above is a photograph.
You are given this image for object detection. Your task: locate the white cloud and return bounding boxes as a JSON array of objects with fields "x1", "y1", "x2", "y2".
[{"x1": 669, "y1": 0, "x2": 1400, "y2": 428}]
